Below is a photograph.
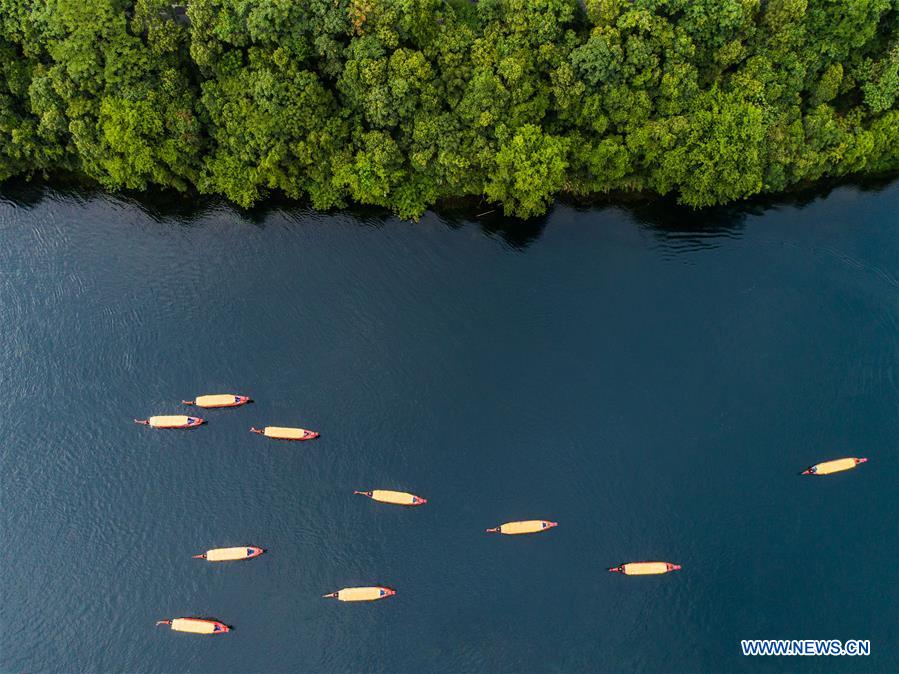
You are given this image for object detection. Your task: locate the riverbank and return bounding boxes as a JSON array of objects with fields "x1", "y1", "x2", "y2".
[{"x1": 4, "y1": 169, "x2": 897, "y2": 230}]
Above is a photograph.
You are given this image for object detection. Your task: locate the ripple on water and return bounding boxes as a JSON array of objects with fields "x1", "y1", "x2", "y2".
[{"x1": 1, "y1": 180, "x2": 898, "y2": 673}]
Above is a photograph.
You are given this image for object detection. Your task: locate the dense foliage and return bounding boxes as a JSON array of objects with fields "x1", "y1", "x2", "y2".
[{"x1": 2, "y1": 0, "x2": 897, "y2": 218}]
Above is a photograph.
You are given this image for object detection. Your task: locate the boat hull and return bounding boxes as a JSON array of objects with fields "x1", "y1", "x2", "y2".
[
  {"x1": 193, "y1": 394, "x2": 250, "y2": 408},
  {"x1": 492, "y1": 520, "x2": 557, "y2": 535},
  {"x1": 203, "y1": 546, "x2": 264, "y2": 562},
  {"x1": 803, "y1": 457, "x2": 866, "y2": 475},
  {"x1": 148, "y1": 415, "x2": 203, "y2": 429},
  {"x1": 371, "y1": 490, "x2": 426, "y2": 506},
  {"x1": 611, "y1": 562, "x2": 681, "y2": 575},
  {"x1": 334, "y1": 587, "x2": 396, "y2": 602},
  {"x1": 261, "y1": 426, "x2": 319, "y2": 440},
  {"x1": 169, "y1": 618, "x2": 230, "y2": 634}
]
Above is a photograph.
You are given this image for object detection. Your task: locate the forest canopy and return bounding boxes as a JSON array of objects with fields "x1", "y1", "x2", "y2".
[{"x1": 1, "y1": 0, "x2": 897, "y2": 218}]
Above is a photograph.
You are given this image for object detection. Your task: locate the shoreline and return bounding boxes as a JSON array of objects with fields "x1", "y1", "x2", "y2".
[{"x1": 2, "y1": 170, "x2": 897, "y2": 225}]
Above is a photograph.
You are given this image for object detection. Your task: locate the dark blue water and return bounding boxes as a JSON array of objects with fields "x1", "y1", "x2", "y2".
[{"x1": 1, "y1": 180, "x2": 897, "y2": 673}]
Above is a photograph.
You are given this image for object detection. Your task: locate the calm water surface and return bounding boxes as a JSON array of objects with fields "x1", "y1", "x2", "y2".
[{"x1": 1, "y1": 180, "x2": 897, "y2": 673}]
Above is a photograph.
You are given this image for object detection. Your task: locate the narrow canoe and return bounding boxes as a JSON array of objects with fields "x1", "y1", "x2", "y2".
[
  {"x1": 486, "y1": 520, "x2": 557, "y2": 535},
  {"x1": 194, "y1": 546, "x2": 264, "y2": 562},
  {"x1": 801, "y1": 457, "x2": 867, "y2": 475},
  {"x1": 323, "y1": 587, "x2": 396, "y2": 602},
  {"x1": 251, "y1": 426, "x2": 319, "y2": 440},
  {"x1": 136, "y1": 415, "x2": 204, "y2": 429},
  {"x1": 355, "y1": 490, "x2": 427, "y2": 506},
  {"x1": 157, "y1": 618, "x2": 230, "y2": 634},
  {"x1": 184, "y1": 394, "x2": 251, "y2": 408},
  {"x1": 609, "y1": 562, "x2": 681, "y2": 575}
]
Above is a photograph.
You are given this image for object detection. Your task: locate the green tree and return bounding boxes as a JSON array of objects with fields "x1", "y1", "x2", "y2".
[
  {"x1": 485, "y1": 124, "x2": 569, "y2": 218},
  {"x1": 0, "y1": 0, "x2": 896, "y2": 218}
]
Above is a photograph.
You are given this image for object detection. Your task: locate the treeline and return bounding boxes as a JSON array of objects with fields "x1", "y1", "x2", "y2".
[{"x1": 1, "y1": 0, "x2": 897, "y2": 218}]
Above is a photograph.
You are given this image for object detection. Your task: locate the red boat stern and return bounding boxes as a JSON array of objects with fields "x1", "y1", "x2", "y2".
[
  {"x1": 856, "y1": 457, "x2": 868, "y2": 465},
  {"x1": 667, "y1": 563, "x2": 682, "y2": 572},
  {"x1": 212, "y1": 621, "x2": 230, "y2": 633},
  {"x1": 380, "y1": 587, "x2": 397, "y2": 598},
  {"x1": 304, "y1": 430, "x2": 320, "y2": 440},
  {"x1": 185, "y1": 417, "x2": 205, "y2": 427},
  {"x1": 246, "y1": 547, "x2": 265, "y2": 559},
  {"x1": 545, "y1": 521, "x2": 558, "y2": 529}
]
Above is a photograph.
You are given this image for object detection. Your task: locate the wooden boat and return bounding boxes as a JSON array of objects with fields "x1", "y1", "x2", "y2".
[
  {"x1": 354, "y1": 490, "x2": 427, "y2": 506},
  {"x1": 134, "y1": 415, "x2": 203, "y2": 429},
  {"x1": 608, "y1": 562, "x2": 681, "y2": 575},
  {"x1": 183, "y1": 394, "x2": 251, "y2": 408},
  {"x1": 156, "y1": 618, "x2": 230, "y2": 634},
  {"x1": 193, "y1": 546, "x2": 264, "y2": 562},
  {"x1": 801, "y1": 457, "x2": 867, "y2": 475},
  {"x1": 322, "y1": 587, "x2": 396, "y2": 602},
  {"x1": 250, "y1": 426, "x2": 319, "y2": 440},
  {"x1": 486, "y1": 520, "x2": 557, "y2": 535}
]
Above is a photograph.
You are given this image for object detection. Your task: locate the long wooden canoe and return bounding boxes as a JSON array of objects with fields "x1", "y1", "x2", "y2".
[
  {"x1": 156, "y1": 618, "x2": 230, "y2": 634},
  {"x1": 250, "y1": 426, "x2": 319, "y2": 440},
  {"x1": 193, "y1": 546, "x2": 264, "y2": 562},
  {"x1": 486, "y1": 520, "x2": 557, "y2": 535},
  {"x1": 183, "y1": 394, "x2": 251, "y2": 408},
  {"x1": 354, "y1": 490, "x2": 427, "y2": 506},
  {"x1": 322, "y1": 587, "x2": 396, "y2": 602},
  {"x1": 135, "y1": 415, "x2": 204, "y2": 429},
  {"x1": 801, "y1": 457, "x2": 867, "y2": 475},
  {"x1": 609, "y1": 562, "x2": 681, "y2": 575}
]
